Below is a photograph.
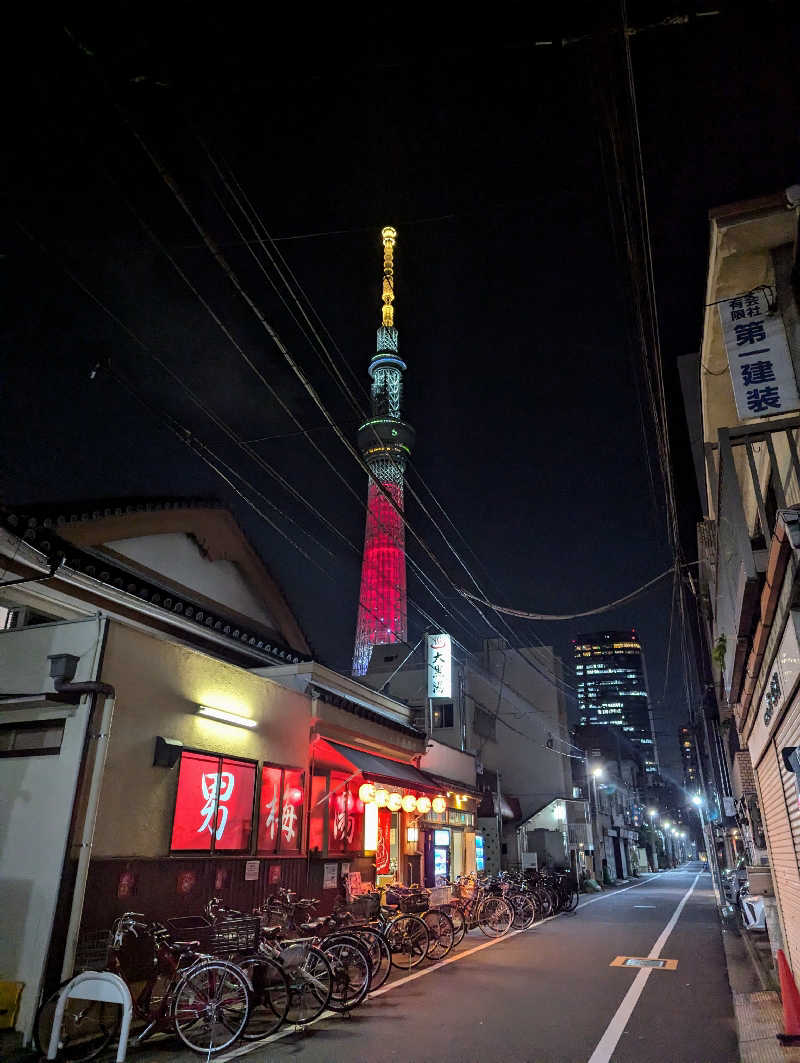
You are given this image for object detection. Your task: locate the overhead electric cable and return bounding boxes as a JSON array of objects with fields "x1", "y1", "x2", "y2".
[{"x1": 458, "y1": 566, "x2": 674, "y2": 620}]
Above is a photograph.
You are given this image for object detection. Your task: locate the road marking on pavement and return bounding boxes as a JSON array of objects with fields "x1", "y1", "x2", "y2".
[
  {"x1": 586, "y1": 873, "x2": 700, "y2": 1063},
  {"x1": 211, "y1": 873, "x2": 676, "y2": 1063},
  {"x1": 610, "y1": 956, "x2": 678, "y2": 970},
  {"x1": 632, "y1": 904, "x2": 656, "y2": 908}
]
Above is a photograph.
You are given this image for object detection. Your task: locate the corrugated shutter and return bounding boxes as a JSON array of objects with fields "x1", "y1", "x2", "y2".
[{"x1": 757, "y1": 708, "x2": 800, "y2": 972}]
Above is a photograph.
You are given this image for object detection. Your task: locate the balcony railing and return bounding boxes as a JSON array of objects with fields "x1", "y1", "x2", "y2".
[{"x1": 704, "y1": 415, "x2": 800, "y2": 705}]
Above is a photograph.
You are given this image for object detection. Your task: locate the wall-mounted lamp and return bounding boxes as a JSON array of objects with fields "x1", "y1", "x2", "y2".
[
  {"x1": 196, "y1": 704, "x2": 257, "y2": 729},
  {"x1": 407, "y1": 825, "x2": 419, "y2": 844},
  {"x1": 153, "y1": 735, "x2": 183, "y2": 768}
]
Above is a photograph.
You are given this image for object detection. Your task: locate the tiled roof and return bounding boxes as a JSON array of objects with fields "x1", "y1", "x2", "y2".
[{"x1": 1, "y1": 498, "x2": 311, "y2": 666}]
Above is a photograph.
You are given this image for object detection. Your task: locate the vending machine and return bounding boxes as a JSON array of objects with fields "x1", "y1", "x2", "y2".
[{"x1": 433, "y1": 828, "x2": 451, "y2": 885}]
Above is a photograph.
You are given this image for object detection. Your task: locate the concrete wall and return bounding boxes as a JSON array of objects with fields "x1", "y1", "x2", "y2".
[
  {"x1": 420, "y1": 741, "x2": 477, "y2": 787},
  {"x1": 0, "y1": 617, "x2": 104, "y2": 1036},
  {"x1": 108, "y1": 533, "x2": 277, "y2": 630},
  {"x1": 94, "y1": 622, "x2": 311, "y2": 859}
]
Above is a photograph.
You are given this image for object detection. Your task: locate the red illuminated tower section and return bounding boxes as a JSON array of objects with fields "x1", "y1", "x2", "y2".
[{"x1": 352, "y1": 227, "x2": 415, "y2": 676}]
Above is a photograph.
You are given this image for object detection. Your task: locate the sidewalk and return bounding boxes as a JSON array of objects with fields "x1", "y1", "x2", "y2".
[{"x1": 720, "y1": 909, "x2": 800, "y2": 1063}]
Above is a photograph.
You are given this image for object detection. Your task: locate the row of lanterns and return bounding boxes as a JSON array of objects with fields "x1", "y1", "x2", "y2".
[{"x1": 357, "y1": 782, "x2": 446, "y2": 815}]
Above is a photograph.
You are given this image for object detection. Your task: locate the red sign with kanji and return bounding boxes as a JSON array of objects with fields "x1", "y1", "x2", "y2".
[
  {"x1": 170, "y1": 751, "x2": 256, "y2": 852},
  {"x1": 257, "y1": 766, "x2": 304, "y2": 853},
  {"x1": 376, "y1": 808, "x2": 391, "y2": 874},
  {"x1": 328, "y1": 773, "x2": 363, "y2": 853}
]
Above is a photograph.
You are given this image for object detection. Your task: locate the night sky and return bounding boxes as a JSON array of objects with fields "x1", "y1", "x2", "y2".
[{"x1": 5, "y1": 4, "x2": 799, "y2": 781}]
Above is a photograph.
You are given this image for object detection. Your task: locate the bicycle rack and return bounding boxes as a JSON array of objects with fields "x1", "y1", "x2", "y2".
[{"x1": 47, "y1": 971, "x2": 133, "y2": 1063}]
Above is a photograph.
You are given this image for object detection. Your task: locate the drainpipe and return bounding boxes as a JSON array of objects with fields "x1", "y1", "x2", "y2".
[{"x1": 47, "y1": 654, "x2": 116, "y2": 981}]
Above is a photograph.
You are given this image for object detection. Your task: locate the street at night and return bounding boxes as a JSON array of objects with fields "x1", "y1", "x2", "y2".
[
  {"x1": 116, "y1": 867, "x2": 736, "y2": 1063},
  {"x1": 4, "y1": 5, "x2": 800, "y2": 1063}
]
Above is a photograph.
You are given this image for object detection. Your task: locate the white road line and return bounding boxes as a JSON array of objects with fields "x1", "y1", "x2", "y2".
[
  {"x1": 586, "y1": 873, "x2": 700, "y2": 1063},
  {"x1": 212, "y1": 872, "x2": 684, "y2": 1063}
]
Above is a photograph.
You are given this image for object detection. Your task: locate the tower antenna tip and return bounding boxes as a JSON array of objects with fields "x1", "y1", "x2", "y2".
[{"x1": 380, "y1": 226, "x2": 397, "y2": 328}]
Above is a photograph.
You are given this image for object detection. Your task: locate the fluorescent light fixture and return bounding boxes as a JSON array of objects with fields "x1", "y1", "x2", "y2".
[{"x1": 197, "y1": 704, "x2": 257, "y2": 729}]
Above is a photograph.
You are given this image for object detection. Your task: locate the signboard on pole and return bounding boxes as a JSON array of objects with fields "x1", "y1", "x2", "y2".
[
  {"x1": 719, "y1": 289, "x2": 800, "y2": 421},
  {"x1": 427, "y1": 633, "x2": 452, "y2": 699}
]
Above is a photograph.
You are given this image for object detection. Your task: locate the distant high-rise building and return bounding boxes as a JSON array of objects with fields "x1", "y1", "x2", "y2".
[
  {"x1": 574, "y1": 630, "x2": 659, "y2": 773},
  {"x1": 678, "y1": 725, "x2": 699, "y2": 790}
]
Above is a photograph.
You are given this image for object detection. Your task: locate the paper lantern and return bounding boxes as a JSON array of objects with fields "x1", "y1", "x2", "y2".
[
  {"x1": 401, "y1": 794, "x2": 418, "y2": 813},
  {"x1": 375, "y1": 788, "x2": 389, "y2": 808},
  {"x1": 416, "y1": 795, "x2": 431, "y2": 815},
  {"x1": 432, "y1": 795, "x2": 447, "y2": 814},
  {"x1": 359, "y1": 782, "x2": 377, "y2": 805},
  {"x1": 387, "y1": 791, "x2": 403, "y2": 812}
]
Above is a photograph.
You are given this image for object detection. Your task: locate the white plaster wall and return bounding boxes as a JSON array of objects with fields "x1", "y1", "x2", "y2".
[
  {"x1": 0, "y1": 617, "x2": 104, "y2": 1036},
  {"x1": 107, "y1": 533, "x2": 277, "y2": 630}
]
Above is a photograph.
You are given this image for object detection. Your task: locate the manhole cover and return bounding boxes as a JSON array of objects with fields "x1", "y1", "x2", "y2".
[{"x1": 610, "y1": 956, "x2": 678, "y2": 970}]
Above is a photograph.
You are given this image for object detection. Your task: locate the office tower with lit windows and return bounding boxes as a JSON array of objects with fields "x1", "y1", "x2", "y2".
[
  {"x1": 678, "y1": 725, "x2": 699, "y2": 790},
  {"x1": 352, "y1": 227, "x2": 415, "y2": 676},
  {"x1": 573, "y1": 630, "x2": 660, "y2": 773}
]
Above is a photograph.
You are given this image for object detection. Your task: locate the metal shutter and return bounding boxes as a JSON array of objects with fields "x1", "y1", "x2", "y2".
[{"x1": 757, "y1": 722, "x2": 800, "y2": 972}]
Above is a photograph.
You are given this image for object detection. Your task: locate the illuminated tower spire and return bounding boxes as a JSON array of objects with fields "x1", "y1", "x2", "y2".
[{"x1": 352, "y1": 227, "x2": 415, "y2": 676}]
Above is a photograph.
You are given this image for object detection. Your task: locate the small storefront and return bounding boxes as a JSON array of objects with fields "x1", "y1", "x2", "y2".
[
  {"x1": 418, "y1": 795, "x2": 478, "y2": 886},
  {"x1": 308, "y1": 737, "x2": 449, "y2": 899}
]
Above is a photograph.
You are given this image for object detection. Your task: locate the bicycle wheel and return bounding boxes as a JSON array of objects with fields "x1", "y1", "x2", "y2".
[
  {"x1": 477, "y1": 897, "x2": 513, "y2": 937},
  {"x1": 321, "y1": 936, "x2": 371, "y2": 1011},
  {"x1": 280, "y1": 943, "x2": 333, "y2": 1025},
  {"x1": 562, "y1": 886, "x2": 580, "y2": 913},
  {"x1": 534, "y1": 886, "x2": 554, "y2": 918},
  {"x1": 238, "y1": 954, "x2": 290, "y2": 1040},
  {"x1": 350, "y1": 927, "x2": 392, "y2": 990},
  {"x1": 441, "y1": 903, "x2": 466, "y2": 945},
  {"x1": 422, "y1": 909, "x2": 455, "y2": 960},
  {"x1": 34, "y1": 986, "x2": 120, "y2": 1062},
  {"x1": 172, "y1": 959, "x2": 249, "y2": 1054},
  {"x1": 384, "y1": 915, "x2": 429, "y2": 969},
  {"x1": 510, "y1": 893, "x2": 536, "y2": 930}
]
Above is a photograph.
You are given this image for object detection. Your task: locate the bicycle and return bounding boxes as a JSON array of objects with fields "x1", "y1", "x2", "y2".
[
  {"x1": 385, "y1": 885, "x2": 455, "y2": 961},
  {"x1": 34, "y1": 913, "x2": 251, "y2": 1059},
  {"x1": 205, "y1": 898, "x2": 333, "y2": 1027},
  {"x1": 445, "y1": 875, "x2": 514, "y2": 939},
  {"x1": 256, "y1": 891, "x2": 371, "y2": 1011}
]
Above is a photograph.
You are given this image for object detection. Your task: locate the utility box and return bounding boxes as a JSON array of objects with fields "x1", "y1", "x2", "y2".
[{"x1": 747, "y1": 865, "x2": 774, "y2": 895}]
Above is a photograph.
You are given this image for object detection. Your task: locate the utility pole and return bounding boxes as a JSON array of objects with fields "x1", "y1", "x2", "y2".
[{"x1": 496, "y1": 769, "x2": 502, "y2": 872}]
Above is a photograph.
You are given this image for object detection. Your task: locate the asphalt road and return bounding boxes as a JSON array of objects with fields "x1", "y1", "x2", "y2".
[{"x1": 138, "y1": 864, "x2": 738, "y2": 1063}]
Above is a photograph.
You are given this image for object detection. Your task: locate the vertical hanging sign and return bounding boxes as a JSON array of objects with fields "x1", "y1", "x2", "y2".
[
  {"x1": 427, "y1": 633, "x2": 452, "y2": 699},
  {"x1": 719, "y1": 289, "x2": 800, "y2": 421}
]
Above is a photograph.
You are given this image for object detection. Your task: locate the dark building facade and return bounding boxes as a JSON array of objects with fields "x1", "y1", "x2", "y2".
[
  {"x1": 574, "y1": 630, "x2": 659, "y2": 774},
  {"x1": 678, "y1": 725, "x2": 700, "y2": 791}
]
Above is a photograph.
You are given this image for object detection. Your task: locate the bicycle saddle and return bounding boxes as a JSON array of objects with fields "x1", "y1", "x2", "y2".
[
  {"x1": 260, "y1": 925, "x2": 284, "y2": 941},
  {"x1": 298, "y1": 918, "x2": 326, "y2": 932}
]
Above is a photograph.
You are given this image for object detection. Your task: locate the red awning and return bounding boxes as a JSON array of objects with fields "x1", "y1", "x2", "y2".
[{"x1": 313, "y1": 738, "x2": 439, "y2": 794}]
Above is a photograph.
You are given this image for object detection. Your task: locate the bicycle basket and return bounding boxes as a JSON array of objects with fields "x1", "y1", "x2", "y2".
[
  {"x1": 343, "y1": 892, "x2": 380, "y2": 920},
  {"x1": 74, "y1": 929, "x2": 111, "y2": 973},
  {"x1": 385, "y1": 889, "x2": 428, "y2": 914},
  {"x1": 166, "y1": 914, "x2": 261, "y2": 955}
]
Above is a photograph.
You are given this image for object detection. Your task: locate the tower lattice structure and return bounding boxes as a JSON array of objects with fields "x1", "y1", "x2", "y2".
[{"x1": 352, "y1": 227, "x2": 415, "y2": 676}]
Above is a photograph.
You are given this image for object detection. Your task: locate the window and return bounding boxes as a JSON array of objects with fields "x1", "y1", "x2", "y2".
[
  {"x1": 0, "y1": 718, "x2": 65, "y2": 757},
  {"x1": 170, "y1": 751, "x2": 257, "y2": 852},
  {"x1": 433, "y1": 703, "x2": 454, "y2": 729},
  {"x1": 474, "y1": 707, "x2": 496, "y2": 740},
  {"x1": 257, "y1": 765, "x2": 304, "y2": 854}
]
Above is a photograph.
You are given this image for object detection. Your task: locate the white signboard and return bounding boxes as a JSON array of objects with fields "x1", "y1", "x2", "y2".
[
  {"x1": 244, "y1": 860, "x2": 260, "y2": 881},
  {"x1": 759, "y1": 611, "x2": 800, "y2": 730},
  {"x1": 322, "y1": 863, "x2": 338, "y2": 890},
  {"x1": 427, "y1": 633, "x2": 452, "y2": 699},
  {"x1": 719, "y1": 289, "x2": 800, "y2": 421}
]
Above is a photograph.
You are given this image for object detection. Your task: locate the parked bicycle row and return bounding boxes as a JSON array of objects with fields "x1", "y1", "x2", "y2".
[{"x1": 36, "y1": 868, "x2": 580, "y2": 1060}]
